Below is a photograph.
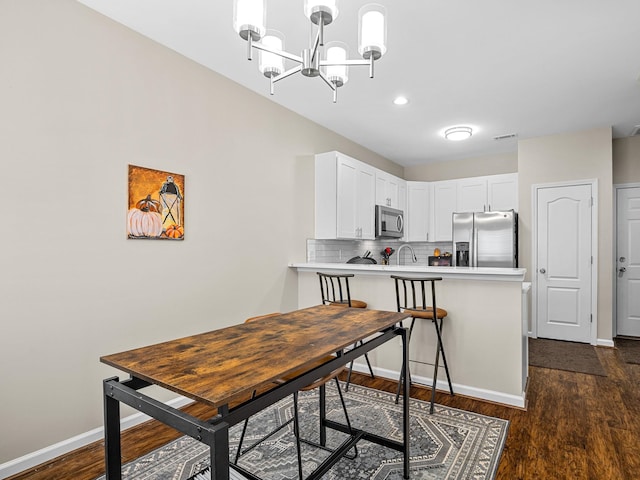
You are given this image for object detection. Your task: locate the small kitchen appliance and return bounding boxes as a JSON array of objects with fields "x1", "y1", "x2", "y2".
[{"x1": 375, "y1": 205, "x2": 404, "y2": 238}]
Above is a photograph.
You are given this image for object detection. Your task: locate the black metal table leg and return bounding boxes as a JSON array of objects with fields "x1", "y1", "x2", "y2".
[
  {"x1": 319, "y1": 382, "x2": 327, "y2": 447},
  {"x1": 401, "y1": 327, "x2": 410, "y2": 479},
  {"x1": 104, "y1": 377, "x2": 122, "y2": 480}
]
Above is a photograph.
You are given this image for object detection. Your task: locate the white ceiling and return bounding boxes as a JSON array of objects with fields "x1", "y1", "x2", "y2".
[{"x1": 78, "y1": 0, "x2": 640, "y2": 167}]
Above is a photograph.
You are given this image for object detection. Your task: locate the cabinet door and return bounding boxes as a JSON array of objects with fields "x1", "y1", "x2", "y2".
[
  {"x1": 375, "y1": 171, "x2": 401, "y2": 208},
  {"x1": 336, "y1": 156, "x2": 358, "y2": 239},
  {"x1": 358, "y1": 165, "x2": 377, "y2": 239},
  {"x1": 407, "y1": 181, "x2": 429, "y2": 241},
  {"x1": 457, "y1": 177, "x2": 488, "y2": 212},
  {"x1": 432, "y1": 180, "x2": 458, "y2": 241},
  {"x1": 488, "y1": 173, "x2": 518, "y2": 211},
  {"x1": 397, "y1": 179, "x2": 407, "y2": 212},
  {"x1": 375, "y1": 174, "x2": 388, "y2": 206}
]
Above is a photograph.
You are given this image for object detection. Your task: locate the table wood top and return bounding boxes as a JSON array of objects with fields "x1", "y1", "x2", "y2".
[{"x1": 101, "y1": 305, "x2": 407, "y2": 408}]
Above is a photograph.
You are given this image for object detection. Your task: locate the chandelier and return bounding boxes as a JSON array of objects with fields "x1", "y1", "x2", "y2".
[{"x1": 233, "y1": 0, "x2": 387, "y2": 102}]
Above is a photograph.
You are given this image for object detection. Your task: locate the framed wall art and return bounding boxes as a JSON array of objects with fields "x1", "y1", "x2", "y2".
[{"x1": 127, "y1": 165, "x2": 185, "y2": 240}]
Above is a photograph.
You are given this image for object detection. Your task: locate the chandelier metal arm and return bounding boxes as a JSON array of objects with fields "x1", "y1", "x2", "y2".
[
  {"x1": 320, "y1": 55, "x2": 375, "y2": 78},
  {"x1": 251, "y1": 42, "x2": 303, "y2": 64},
  {"x1": 271, "y1": 65, "x2": 303, "y2": 84},
  {"x1": 311, "y1": 22, "x2": 323, "y2": 63},
  {"x1": 319, "y1": 59, "x2": 369, "y2": 67},
  {"x1": 318, "y1": 71, "x2": 337, "y2": 91},
  {"x1": 318, "y1": 71, "x2": 339, "y2": 103}
]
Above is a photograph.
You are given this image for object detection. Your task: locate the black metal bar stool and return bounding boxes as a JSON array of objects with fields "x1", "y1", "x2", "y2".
[
  {"x1": 234, "y1": 313, "x2": 357, "y2": 479},
  {"x1": 391, "y1": 275, "x2": 454, "y2": 413},
  {"x1": 317, "y1": 272, "x2": 375, "y2": 390}
]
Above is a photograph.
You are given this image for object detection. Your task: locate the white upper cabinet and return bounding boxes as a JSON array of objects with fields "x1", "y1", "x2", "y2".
[
  {"x1": 315, "y1": 151, "x2": 376, "y2": 240},
  {"x1": 432, "y1": 180, "x2": 458, "y2": 242},
  {"x1": 487, "y1": 173, "x2": 518, "y2": 212},
  {"x1": 375, "y1": 170, "x2": 406, "y2": 209},
  {"x1": 356, "y1": 165, "x2": 376, "y2": 239},
  {"x1": 457, "y1": 177, "x2": 489, "y2": 212},
  {"x1": 406, "y1": 181, "x2": 430, "y2": 241},
  {"x1": 457, "y1": 173, "x2": 518, "y2": 213}
]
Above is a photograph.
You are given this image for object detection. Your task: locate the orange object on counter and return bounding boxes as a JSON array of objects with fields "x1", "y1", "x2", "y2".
[{"x1": 434, "y1": 248, "x2": 441, "y2": 256}]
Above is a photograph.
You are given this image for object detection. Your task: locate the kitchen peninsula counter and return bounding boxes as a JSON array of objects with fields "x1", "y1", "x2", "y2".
[
  {"x1": 290, "y1": 262, "x2": 529, "y2": 408},
  {"x1": 290, "y1": 262, "x2": 526, "y2": 281}
]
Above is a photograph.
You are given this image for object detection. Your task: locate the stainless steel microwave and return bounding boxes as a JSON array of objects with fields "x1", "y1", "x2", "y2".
[{"x1": 375, "y1": 205, "x2": 404, "y2": 238}]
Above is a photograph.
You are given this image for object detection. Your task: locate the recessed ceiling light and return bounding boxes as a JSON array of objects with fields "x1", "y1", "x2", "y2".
[
  {"x1": 444, "y1": 126, "x2": 473, "y2": 141},
  {"x1": 393, "y1": 96, "x2": 408, "y2": 105}
]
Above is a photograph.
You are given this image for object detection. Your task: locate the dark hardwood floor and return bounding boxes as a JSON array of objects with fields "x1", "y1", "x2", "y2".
[{"x1": 8, "y1": 345, "x2": 640, "y2": 480}]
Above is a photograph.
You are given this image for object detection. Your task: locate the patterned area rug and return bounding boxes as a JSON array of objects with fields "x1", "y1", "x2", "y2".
[{"x1": 97, "y1": 383, "x2": 508, "y2": 480}]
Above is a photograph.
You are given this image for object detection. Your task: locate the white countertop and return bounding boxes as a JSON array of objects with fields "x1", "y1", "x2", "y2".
[{"x1": 290, "y1": 262, "x2": 526, "y2": 282}]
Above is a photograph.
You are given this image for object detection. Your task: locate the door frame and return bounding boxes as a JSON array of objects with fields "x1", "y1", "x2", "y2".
[
  {"x1": 530, "y1": 179, "x2": 598, "y2": 345},
  {"x1": 613, "y1": 182, "x2": 640, "y2": 337}
]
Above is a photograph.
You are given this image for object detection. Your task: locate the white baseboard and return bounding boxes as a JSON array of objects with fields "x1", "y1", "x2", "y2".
[
  {"x1": 597, "y1": 338, "x2": 615, "y2": 348},
  {"x1": 0, "y1": 396, "x2": 192, "y2": 480},
  {"x1": 349, "y1": 362, "x2": 526, "y2": 409}
]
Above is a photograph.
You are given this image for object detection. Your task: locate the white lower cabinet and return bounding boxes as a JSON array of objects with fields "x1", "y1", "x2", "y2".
[{"x1": 315, "y1": 151, "x2": 376, "y2": 240}]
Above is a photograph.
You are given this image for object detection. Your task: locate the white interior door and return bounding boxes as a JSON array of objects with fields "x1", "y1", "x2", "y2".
[
  {"x1": 536, "y1": 184, "x2": 593, "y2": 343},
  {"x1": 616, "y1": 186, "x2": 640, "y2": 337}
]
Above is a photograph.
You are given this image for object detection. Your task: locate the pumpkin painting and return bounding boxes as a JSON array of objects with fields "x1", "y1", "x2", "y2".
[
  {"x1": 127, "y1": 208, "x2": 163, "y2": 237},
  {"x1": 165, "y1": 224, "x2": 184, "y2": 239},
  {"x1": 128, "y1": 165, "x2": 184, "y2": 240},
  {"x1": 135, "y1": 194, "x2": 161, "y2": 213}
]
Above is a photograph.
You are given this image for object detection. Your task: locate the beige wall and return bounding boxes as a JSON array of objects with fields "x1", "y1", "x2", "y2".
[
  {"x1": 404, "y1": 152, "x2": 517, "y2": 181},
  {"x1": 518, "y1": 127, "x2": 614, "y2": 341},
  {"x1": 613, "y1": 136, "x2": 640, "y2": 184},
  {"x1": 0, "y1": 0, "x2": 401, "y2": 463}
]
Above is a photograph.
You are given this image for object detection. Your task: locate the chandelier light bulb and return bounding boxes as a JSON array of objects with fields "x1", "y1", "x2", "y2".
[
  {"x1": 445, "y1": 126, "x2": 473, "y2": 141},
  {"x1": 304, "y1": 0, "x2": 338, "y2": 25},
  {"x1": 325, "y1": 41, "x2": 349, "y2": 87},
  {"x1": 259, "y1": 31, "x2": 285, "y2": 78},
  {"x1": 233, "y1": 0, "x2": 266, "y2": 40},
  {"x1": 358, "y1": 4, "x2": 387, "y2": 60}
]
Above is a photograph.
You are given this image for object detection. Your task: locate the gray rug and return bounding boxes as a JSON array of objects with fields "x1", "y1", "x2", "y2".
[
  {"x1": 529, "y1": 337, "x2": 607, "y2": 376},
  {"x1": 98, "y1": 383, "x2": 509, "y2": 480},
  {"x1": 615, "y1": 337, "x2": 640, "y2": 364}
]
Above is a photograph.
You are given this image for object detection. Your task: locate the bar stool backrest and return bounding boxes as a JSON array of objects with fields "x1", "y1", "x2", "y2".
[
  {"x1": 317, "y1": 272, "x2": 354, "y2": 307},
  {"x1": 391, "y1": 276, "x2": 443, "y2": 319}
]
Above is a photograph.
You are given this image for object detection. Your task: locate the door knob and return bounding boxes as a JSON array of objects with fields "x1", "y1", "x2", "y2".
[
  {"x1": 539, "y1": 268, "x2": 546, "y2": 274},
  {"x1": 619, "y1": 267, "x2": 626, "y2": 277},
  {"x1": 619, "y1": 256, "x2": 626, "y2": 263}
]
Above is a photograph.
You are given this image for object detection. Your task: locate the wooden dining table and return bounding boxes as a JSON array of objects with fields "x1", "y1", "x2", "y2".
[{"x1": 101, "y1": 305, "x2": 410, "y2": 480}]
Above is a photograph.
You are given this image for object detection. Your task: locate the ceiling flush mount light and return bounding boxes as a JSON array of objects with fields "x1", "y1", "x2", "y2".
[
  {"x1": 444, "y1": 126, "x2": 473, "y2": 141},
  {"x1": 233, "y1": 0, "x2": 387, "y2": 103}
]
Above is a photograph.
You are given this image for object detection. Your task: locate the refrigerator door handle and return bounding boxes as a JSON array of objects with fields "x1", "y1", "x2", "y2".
[{"x1": 472, "y1": 220, "x2": 478, "y2": 267}]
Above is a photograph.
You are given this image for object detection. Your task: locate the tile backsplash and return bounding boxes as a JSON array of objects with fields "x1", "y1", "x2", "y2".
[{"x1": 306, "y1": 239, "x2": 453, "y2": 265}]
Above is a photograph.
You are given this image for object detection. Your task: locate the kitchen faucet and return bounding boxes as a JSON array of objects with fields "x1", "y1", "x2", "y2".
[{"x1": 397, "y1": 244, "x2": 418, "y2": 265}]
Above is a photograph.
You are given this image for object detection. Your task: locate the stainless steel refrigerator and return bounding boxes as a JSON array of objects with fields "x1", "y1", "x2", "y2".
[{"x1": 452, "y1": 210, "x2": 518, "y2": 268}]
